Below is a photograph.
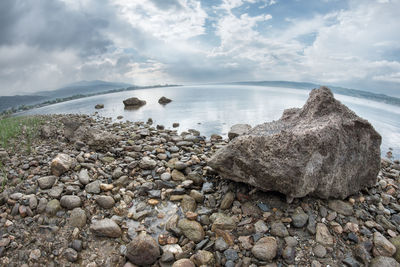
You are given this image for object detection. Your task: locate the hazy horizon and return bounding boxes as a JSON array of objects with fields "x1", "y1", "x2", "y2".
[{"x1": 1, "y1": 0, "x2": 400, "y2": 96}]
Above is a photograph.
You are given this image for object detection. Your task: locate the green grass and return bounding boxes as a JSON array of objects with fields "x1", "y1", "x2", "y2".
[
  {"x1": 0, "y1": 161, "x2": 6, "y2": 192},
  {"x1": 0, "y1": 116, "x2": 45, "y2": 153}
]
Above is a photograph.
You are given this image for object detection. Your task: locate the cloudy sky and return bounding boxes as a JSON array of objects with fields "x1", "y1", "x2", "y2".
[{"x1": 0, "y1": 0, "x2": 400, "y2": 96}]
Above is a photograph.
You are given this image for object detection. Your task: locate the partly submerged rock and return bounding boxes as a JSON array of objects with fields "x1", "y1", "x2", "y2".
[
  {"x1": 158, "y1": 96, "x2": 172, "y2": 104},
  {"x1": 208, "y1": 87, "x2": 381, "y2": 201},
  {"x1": 123, "y1": 97, "x2": 146, "y2": 108},
  {"x1": 94, "y1": 104, "x2": 104, "y2": 109}
]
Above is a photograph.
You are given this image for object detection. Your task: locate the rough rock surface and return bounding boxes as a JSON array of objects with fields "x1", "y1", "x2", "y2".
[
  {"x1": 51, "y1": 153, "x2": 74, "y2": 176},
  {"x1": 123, "y1": 97, "x2": 146, "y2": 108},
  {"x1": 71, "y1": 126, "x2": 121, "y2": 151},
  {"x1": 209, "y1": 87, "x2": 381, "y2": 200},
  {"x1": 126, "y1": 232, "x2": 160, "y2": 266},
  {"x1": 228, "y1": 124, "x2": 251, "y2": 140}
]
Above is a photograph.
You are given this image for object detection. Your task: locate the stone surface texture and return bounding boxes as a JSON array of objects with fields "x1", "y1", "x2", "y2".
[{"x1": 209, "y1": 87, "x2": 381, "y2": 200}]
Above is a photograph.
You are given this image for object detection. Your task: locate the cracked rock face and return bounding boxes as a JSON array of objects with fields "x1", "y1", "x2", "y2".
[{"x1": 208, "y1": 87, "x2": 381, "y2": 200}]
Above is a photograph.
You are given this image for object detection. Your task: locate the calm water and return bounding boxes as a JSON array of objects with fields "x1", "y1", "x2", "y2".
[{"x1": 21, "y1": 85, "x2": 400, "y2": 157}]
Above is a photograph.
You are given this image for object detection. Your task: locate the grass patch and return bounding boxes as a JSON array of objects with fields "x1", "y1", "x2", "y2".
[{"x1": 0, "y1": 116, "x2": 45, "y2": 153}]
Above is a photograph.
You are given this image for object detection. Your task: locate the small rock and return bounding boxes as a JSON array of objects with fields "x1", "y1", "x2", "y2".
[
  {"x1": 96, "y1": 195, "x2": 115, "y2": 209},
  {"x1": 69, "y1": 208, "x2": 87, "y2": 228},
  {"x1": 181, "y1": 195, "x2": 197, "y2": 213},
  {"x1": 95, "y1": 104, "x2": 104, "y2": 109},
  {"x1": 51, "y1": 153, "x2": 74, "y2": 176},
  {"x1": 215, "y1": 237, "x2": 229, "y2": 251},
  {"x1": 60, "y1": 195, "x2": 82, "y2": 210},
  {"x1": 190, "y1": 250, "x2": 215, "y2": 266},
  {"x1": 291, "y1": 207, "x2": 309, "y2": 227},
  {"x1": 79, "y1": 169, "x2": 90, "y2": 185},
  {"x1": 90, "y1": 218, "x2": 122, "y2": 238},
  {"x1": 139, "y1": 157, "x2": 157, "y2": 170},
  {"x1": 313, "y1": 244, "x2": 327, "y2": 258},
  {"x1": 178, "y1": 219, "x2": 205, "y2": 243},
  {"x1": 46, "y1": 199, "x2": 61, "y2": 216},
  {"x1": 373, "y1": 231, "x2": 396, "y2": 257},
  {"x1": 158, "y1": 96, "x2": 172, "y2": 104},
  {"x1": 270, "y1": 221, "x2": 289, "y2": 237},
  {"x1": 85, "y1": 180, "x2": 101, "y2": 194},
  {"x1": 328, "y1": 200, "x2": 354, "y2": 216},
  {"x1": 64, "y1": 248, "x2": 78, "y2": 262},
  {"x1": 172, "y1": 259, "x2": 195, "y2": 267},
  {"x1": 126, "y1": 232, "x2": 160, "y2": 266},
  {"x1": 37, "y1": 176, "x2": 56, "y2": 189},
  {"x1": 171, "y1": 169, "x2": 185, "y2": 181},
  {"x1": 251, "y1": 236, "x2": 277, "y2": 261},
  {"x1": 316, "y1": 223, "x2": 334, "y2": 246},
  {"x1": 370, "y1": 256, "x2": 400, "y2": 267},
  {"x1": 224, "y1": 249, "x2": 239, "y2": 261},
  {"x1": 220, "y1": 192, "x2": 235, "y2": 210}
]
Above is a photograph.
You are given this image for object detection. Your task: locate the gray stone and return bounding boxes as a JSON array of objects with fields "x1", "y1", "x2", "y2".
[
  {"x1": 126, "y1": 232, "x2": 160, "y2": 265},
  {"x1": 373, "y1": 232, "x2": 396, "y2": 257},
  {"x1": 251, "y1": 236, "x2": 277, "y2": 261},
  {"x1": 215, "y1": 237, "x2": 229, "y2": 251},
  {"x1": 370, "y1": 256, "x2": 400, "y2": 267},
  {"x1": 270, "y1": 221, "x2": 289, "y2": 237},
  {"x1": 172, "y1": 259, "x2": 195, "y2": 267},
  {"x1": 316, "y1": 223, "x2": 334, "y2": 246},
  {"x1": 96, "y1": 195, "x2": 115, "y2": 209},
  {"x1": 64, "y1": 248, "x2": 78, "y2": 262},
  {"x1": 178, "y1": 219, "x2": 205, "y2": 243},
  {"x1": 37, "y1": 176, "x2": 56, "y2": 189},
  {"x1": 51, "y1": 153, "x2": 74, "y2": 176},
  {"x1": 90, "y1": 218, "x2": 122, "y2": 238},
  {"x1": 228, "y1": 124, "x2": 251, "y2": 140},
  {"x1": 313, "y1": 244, "x2": 327, "y2": 258},
  {"x1": 220, "y1": 191, "x2": 235, "y2": 210},
  {"x1": 139, "y1": 156, "x2": 157, "y2": 170},
  {"x1": 181, "y1": 195, "x2": 197, "y2": 213},
  {"x1": 159, "y1": 96, "x2": 172, "y2": 104},
  {"x1": 208, "y1": 87, "x2": 381, "y2": 200},
  {"x1": 85, "y1": 180, "x2": 101, "y2": 194},
  {"x1": 224, "y1": 249, "x2": 239, "y2": 261},
  {"x1": 69, "y1": 208, "x2": 87, "y2": 228},
  {"x1": 292, "y1": 207, "x2": 309, "y2": 227},
  {"x1": 328, "y1": 200, "x2": 354, "y2": 216},
  {"x1": 46, "y1": 199, "x2": 61, "y2": 216},
  {"x1": 79, "y1": 169, "x2": 90, "y2": 185},
  {"x1": 71, "y1": 126, "x2": 121, "y2": 151},
  {"x1": 60, "y1": 195, "x2": 81, "y2": 210},
  {"x1": 48, "y1": 186, "x2": 63, "y2": 199},
  {"x1": 123, "y1": 97, "x2": 146, "y2": 107}
]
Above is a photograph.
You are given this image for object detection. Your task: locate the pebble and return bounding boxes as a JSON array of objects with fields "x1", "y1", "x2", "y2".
[
  {"x1": 90, "y1": 218, "x2": 122, "y2": 238},
  {"x1": 251, "y1": 237, "x2": 277, "y2": 261},
  {"x1": 96, "y1": 195, "x2": 115, "y2": 209},
  {"x1": 126, "y1": 232, "x2": 160, "y2": 266},
  {"x1": 60, "y1": 195, "x2": 82, "y2": 209}
]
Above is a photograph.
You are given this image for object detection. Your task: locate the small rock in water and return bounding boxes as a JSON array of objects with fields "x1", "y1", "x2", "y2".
[
  {"x1": 95, "y1": 104, "x2": 104, "y2": 109},
  {"x1": 158, "y1": 96, "x2": 172, "y2": 104}
]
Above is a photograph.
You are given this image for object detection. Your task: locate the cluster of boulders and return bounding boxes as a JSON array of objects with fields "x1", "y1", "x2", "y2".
[
  {"x1": 0, "y1": 88, "x2": 399, "y2": 267},
  {"x1": 123, "y1": 96, "x2": 172, "y2": 109}
]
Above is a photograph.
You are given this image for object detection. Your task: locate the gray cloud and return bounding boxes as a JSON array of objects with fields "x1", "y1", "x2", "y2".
[
  {"x1": 0, "y1": 0, "x2": 112, "y2": 57},
  {"x1": 149, "y1": 0, "x2": 182, "y2": 10}
]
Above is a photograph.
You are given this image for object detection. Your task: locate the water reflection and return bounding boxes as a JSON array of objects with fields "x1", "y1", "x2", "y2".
[{"x1": 21, "y1": 85, "x2": 400, "y2": 157}]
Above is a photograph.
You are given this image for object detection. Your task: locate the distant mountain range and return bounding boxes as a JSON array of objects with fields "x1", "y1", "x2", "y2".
[
  {"x1": 230, "y1": 81, "x2": 400, "y2": 107},
  {"x1": 1, "y1": 80, "x2": 400, "y2": 113},
  {"x1": 0, "y1": 80, "x2": 132, "y2": 112}
]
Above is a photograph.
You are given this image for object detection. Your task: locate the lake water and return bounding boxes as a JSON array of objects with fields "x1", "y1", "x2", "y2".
[{"x1": 21, "y1": 85, "x2": 400, "y2": 158}]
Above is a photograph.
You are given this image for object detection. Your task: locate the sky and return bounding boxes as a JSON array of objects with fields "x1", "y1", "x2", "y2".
[{"x1": 0, "y1": 0, "x2": 400, "y2": 96}]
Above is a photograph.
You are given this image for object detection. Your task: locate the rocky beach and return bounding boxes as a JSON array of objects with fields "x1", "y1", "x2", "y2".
[{"x1": 0, "y1": 89, "x2": 400, "y2": 267}]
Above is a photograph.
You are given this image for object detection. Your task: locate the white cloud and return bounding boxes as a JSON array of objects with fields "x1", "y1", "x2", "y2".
[{"x1": 112, "y1": 0, "x2": 208, "y2": 42}]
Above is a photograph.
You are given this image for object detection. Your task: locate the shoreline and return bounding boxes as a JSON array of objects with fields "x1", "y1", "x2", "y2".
[{"x1": 0, "y1": 114, "x2": 400, "y2": 266}]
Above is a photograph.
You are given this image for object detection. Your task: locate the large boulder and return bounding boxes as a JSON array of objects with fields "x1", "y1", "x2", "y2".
[
  {"x1": 208, "y1": 87, "x2": 381, "y2": 201},
  {"x1": 123, "y1": 97, "x2": 146, "y2": 108},
  {"x1": 70, "y1": 126, "x2": 121, "y2": 151}
]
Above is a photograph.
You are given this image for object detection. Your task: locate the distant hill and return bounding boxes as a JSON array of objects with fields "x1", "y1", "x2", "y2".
[
  {"x1": 232, "y1": 81, "x2": 400, "y2": 106},
  {"x1": 0, "y1": 80, "x2": 132, "y2": 112},
  {"x1": 0, "y1": 95, "x2": 48, "y2": 112},
  {"x1": 37, "y1": 80, "x2": 132, "y2": 99}
]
